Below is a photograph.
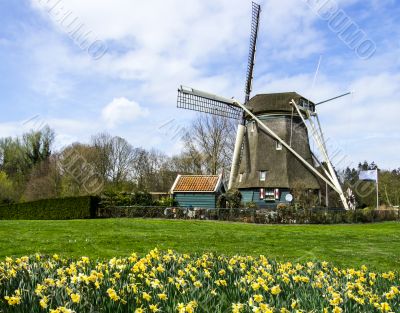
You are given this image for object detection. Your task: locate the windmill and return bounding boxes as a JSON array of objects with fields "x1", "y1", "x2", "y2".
[{"x1": 176, "y1": 2, "x2": 350, "y2": 210}]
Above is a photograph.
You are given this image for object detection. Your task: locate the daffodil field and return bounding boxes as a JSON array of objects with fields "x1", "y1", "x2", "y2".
[{"x1": 0, "y1": 249, "x2": 399, "y2": 313}]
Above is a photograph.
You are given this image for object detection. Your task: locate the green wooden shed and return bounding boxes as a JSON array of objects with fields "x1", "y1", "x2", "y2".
[{"x1": 170, "y1": 174, "x2": 225, "y2": 208}]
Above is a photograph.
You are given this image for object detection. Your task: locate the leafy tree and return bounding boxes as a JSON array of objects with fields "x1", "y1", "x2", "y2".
[
  {"x1": 59, "y1": 143, "x2": 103, "y2": 196},
  {"x1": 0, "y1": 171, "x2": 16, "y2": 204},
  {"x1": 23, "y1": 126, "x2": 55, "y2": 166},
  {"x1": 0, "y1": 137, "x2": 30, "y2": 180},
  {"x1": 379, "y1": 170, "x2": 400, "y2": 207},
  {"x1": 23, "y1": 157, "x2": 62, "y2": 201}
]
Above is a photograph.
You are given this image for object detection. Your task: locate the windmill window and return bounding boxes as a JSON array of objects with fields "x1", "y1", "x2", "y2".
[
  {"x1": 265, "y1": 189, "x2": 275, "y2": 201},
  {"x1": 239, "y1": 173, "x2": 243, "y2": 182},
  {"x1": 259, "y1": 170, "x2": 267, "y2": 181},
  {"x1": 276, "y1": 141, "x2": 282, "y2": 150},
  {"x1": 250, "y1": 121, "x2": 256, "y2": 133}
]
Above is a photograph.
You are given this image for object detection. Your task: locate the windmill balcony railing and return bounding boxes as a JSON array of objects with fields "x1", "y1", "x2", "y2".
[{"x1": 96, "y1": 206, "x2": 400, "y2": 224}]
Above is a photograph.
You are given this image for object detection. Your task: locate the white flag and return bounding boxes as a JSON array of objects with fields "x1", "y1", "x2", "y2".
[{"x1": 359, "y1": 170, "x2": 378, "y2": 181}]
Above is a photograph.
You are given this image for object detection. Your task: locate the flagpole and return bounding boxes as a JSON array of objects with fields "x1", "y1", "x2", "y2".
[{"x1": 376, "y1": 169, "x2": 379, "y2": 210}]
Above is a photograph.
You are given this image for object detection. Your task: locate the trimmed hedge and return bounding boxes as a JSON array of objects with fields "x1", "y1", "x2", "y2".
[{"x1": 0, "y1": 196, "x2": 99, "y2": 220}]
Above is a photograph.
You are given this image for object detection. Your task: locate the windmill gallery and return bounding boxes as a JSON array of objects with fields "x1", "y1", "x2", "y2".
[{"x1": 174, "y1": 2, "x2": 356, "y2": 211}]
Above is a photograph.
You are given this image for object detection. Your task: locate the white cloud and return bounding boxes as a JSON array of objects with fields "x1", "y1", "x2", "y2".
[
  {"x1": 28, "y1": 0, "x2": 327, "y2": 104},
  {"x1": 0, "y1": 122, "x2": 22, "y2": 138},
  {"x1": 250, "y1": 67, "x2": 400, "y2": 169},
  {"x1": 10, "y1": 0, "x2": 399, "y2": 169},
  {"x1": 101, "y1": 97, "x2": 149, "y2": 128}
]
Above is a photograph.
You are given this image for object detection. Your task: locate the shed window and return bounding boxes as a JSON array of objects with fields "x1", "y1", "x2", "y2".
[
  {"x1": 259, "y1": 170, "x2": 267, "y2": 181},
  {"x1": 276, "y1": 141, "x2": 282, "y2": 150}
]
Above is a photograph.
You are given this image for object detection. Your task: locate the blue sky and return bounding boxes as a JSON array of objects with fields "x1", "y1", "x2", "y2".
[{"x1": 0, "y1": 0, "x2": 399, "y2": 169}]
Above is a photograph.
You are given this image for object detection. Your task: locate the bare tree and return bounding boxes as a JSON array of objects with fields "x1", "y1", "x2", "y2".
[
  {"x1": 91, "y1": 133, "x2": 135, "y2": 186},
  {"x1": 108, "y1": 136, "x2": 135, "y2": 184},
  {"x1": 129, "y1": 148, "x2": 177, "y2": 191},
  {"x1": 91, "y1": 133, "x2": 113, "y2": 182},
  {"x1": 183, "y1": 114, "x2": 235, "y2": 175},
  {"x1": 170, "y1": 151, "x2": 203, "y2": 174}
]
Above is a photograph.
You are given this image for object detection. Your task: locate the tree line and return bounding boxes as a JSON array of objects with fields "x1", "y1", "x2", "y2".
[
  {"x1": 0, "y1": 115, "x2": 235, "y2": 204},
  {"x1": 342, "y1": 161, "x2": 400, "y2": 209},
  {"x1": 0, "y1": 114, "x2": 399, "y2": 209}
]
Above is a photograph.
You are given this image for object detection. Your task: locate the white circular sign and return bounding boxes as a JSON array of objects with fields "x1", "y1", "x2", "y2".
[{"x1": 285, "y1": 193, "x2": 293, "y2": 202}]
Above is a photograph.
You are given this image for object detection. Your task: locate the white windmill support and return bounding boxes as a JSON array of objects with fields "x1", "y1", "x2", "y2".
[
  {"x1": 228, "y1": 124, "x2": 246, "y2": 190},
  {"x1": 290, "y1": 99, "x2": 349, "y2": 210},
  {"x1": 290, "y1": 103, "x2": 334, "y2": 182},
  {"x1": 311, "y1": 152, "x2": 334, "y2": 183},
  {"x1": 292, "y1": 102, "x2": 334, "y2": 183},
  {"x1": 307, "y1": 116, "x2": 348, "y2": 209}
]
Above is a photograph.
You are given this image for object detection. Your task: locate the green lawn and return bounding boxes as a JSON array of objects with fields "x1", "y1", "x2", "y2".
[{"x1": 0, "y1": 219, "x2": 399, "y2": 271}]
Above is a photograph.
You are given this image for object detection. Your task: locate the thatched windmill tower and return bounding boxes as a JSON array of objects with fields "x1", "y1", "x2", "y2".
[
  {"x1": 176, "y1": 2, "x2": 350, "y2": 209},
  {"x1": 234, "y1": 93, "x2": 320, "y2": 205}
]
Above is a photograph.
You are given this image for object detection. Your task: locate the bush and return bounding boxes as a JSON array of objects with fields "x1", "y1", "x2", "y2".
[
  {"x1": 217, "y1": 189, "x2": 242, "y2": 208},
  {"x1": 132, "y1": 191, "x2": 153, "y2": 206},
  {"x1": 100, "y1": 191, "x2": 153, "y2": 207},
  {"x1": 0, "y1": 196, "x2": 99, "y2": 220},
  {"x1": 246, "y1": 201, "x2": 258, "y2": 209},
  {"x1": 0, "y1": 171, "x2": 17, "y2": 205},
  {"x1": 154, "y1": 197, "x2": 177, "y2": 207},
  {"x1": 97, "y1": 206, "x2": 166, "y2": 218}
]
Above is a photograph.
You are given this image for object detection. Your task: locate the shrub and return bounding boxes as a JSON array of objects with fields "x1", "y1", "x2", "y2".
[
  {"x1": 0, "y1": 196, "x2": 99, "y2": 220},
  {"x1": 246, "y1": 201, "x2": 257, "y2": 209},
  {"x1": 132, "y1": 191, "x2": 153, "y2": 206},
  {"x1": 99, "y1": 191, "x2": 153, "y2": 207},
  {"x1": 97, "y1": 206, "x2": 165, "y2": 218},
  {"x1": 154, "y1": 196, "x2": 177, "y2": 207},
  {"x1": 218, "y1": 189, "x2": 242, "y2": 208},
  {"x1": 0, "y1": 171, "x2": 16, "y2": 205}
]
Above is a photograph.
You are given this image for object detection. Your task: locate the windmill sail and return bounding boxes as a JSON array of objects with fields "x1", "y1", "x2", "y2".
[
  {"x1": 229, "y1": 2, "x2": 261, "y2": 189},
  {"x1": 244, "y1": 2, "x2": 261, "y2": 104},
  {"x1": 175, "y1": 2, "x2": 351, "y2": 209},
  {"x1": 177, "y1": 86, "x2": 242, "y2": 120}
]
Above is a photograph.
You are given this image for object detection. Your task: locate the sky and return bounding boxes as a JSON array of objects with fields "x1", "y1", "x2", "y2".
[{"x1": 0, "y1": 0, "x2": 399, "y2": 170}]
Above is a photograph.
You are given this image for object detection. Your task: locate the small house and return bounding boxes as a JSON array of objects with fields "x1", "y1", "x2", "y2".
[{"x1": 170, "y1": 174, "x2": 225, "y2": 208}]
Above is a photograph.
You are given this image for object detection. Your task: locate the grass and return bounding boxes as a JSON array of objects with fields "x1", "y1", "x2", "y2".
[{"x1": 0, "y1": 219, "x2": 399, "y2": 271}]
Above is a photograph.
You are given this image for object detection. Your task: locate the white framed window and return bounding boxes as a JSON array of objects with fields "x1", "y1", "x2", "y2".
[
  {"x1": 265, "y1": 189, "x2": 275, "y2": 201},
  {"x1": 276, "y1": 141, "x2": 282, "y2": 150},
  {"x1": 259, "y1": 170, "x2": 267, "y2": 181},
  {"x1": 251, "y1": 121, "x2": 256, "y2": 133}
]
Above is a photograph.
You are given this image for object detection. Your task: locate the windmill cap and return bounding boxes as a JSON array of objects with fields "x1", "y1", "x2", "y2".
[{"x1": 246, "y1": 92, "x2": 315, "y2": 116}]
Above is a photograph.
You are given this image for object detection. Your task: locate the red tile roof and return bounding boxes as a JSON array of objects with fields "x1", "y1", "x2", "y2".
[{"x1": 172, "y1": 175, "x2": 221, "y2": 192}]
